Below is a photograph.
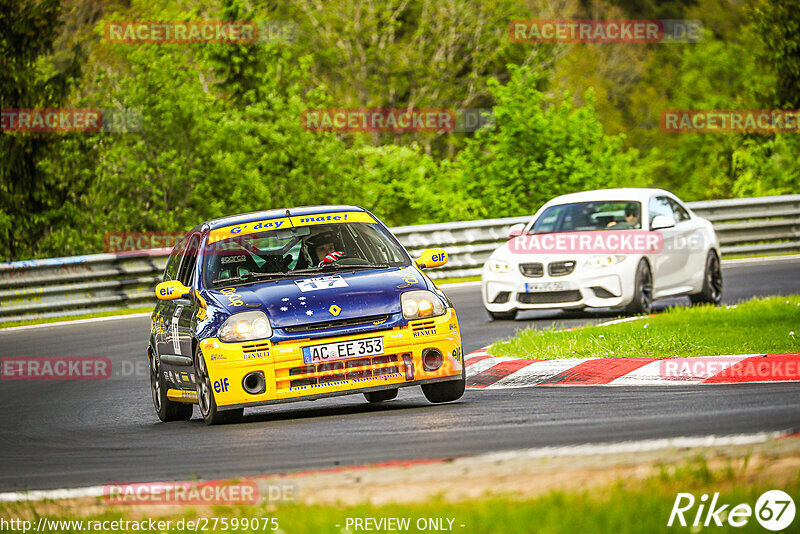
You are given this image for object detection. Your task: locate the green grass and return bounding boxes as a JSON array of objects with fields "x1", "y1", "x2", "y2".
[
  {"x1": 0, "y1": 307, "x2": 152, "y2": 329},
  {"x1": 1, "y1": 459, "x2": 796, "y2": 533},
  {"x1": 490, "y1": 296, "x2": 800, "y2": 359}
]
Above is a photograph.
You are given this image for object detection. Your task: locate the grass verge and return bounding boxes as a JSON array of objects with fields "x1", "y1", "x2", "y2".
[
  {"x1": 490, "y1": 296, "x2": 800, "y2": 359},
  {"x1": 1, "y1": 456, "x2": 797, "y2": 533}
]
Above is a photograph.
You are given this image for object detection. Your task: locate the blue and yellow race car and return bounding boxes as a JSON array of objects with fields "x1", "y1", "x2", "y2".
[{"x1": 148, "y1": 206, "x2": 464, "y2": 424}]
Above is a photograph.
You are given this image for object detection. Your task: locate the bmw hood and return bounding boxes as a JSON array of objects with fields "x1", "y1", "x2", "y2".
[{"x1": 206, "y1": 266, "x2": 428, "y2": 328}]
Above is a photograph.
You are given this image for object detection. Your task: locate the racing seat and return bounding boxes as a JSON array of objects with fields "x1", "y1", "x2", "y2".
[{"x1": 207, "y1": 249, "x2": 262, "y2": 282}]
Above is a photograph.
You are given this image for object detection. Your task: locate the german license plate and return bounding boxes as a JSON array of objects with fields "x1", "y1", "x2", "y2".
[
  {"x1": 525, "y1": 281, "x2": 568, "y2": 292},
  {"x1": 302, "y1": 337, "x2": 384, "y2": 364}
]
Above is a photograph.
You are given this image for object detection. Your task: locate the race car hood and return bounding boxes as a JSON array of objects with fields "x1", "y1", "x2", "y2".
[{"x1": 206, "y1": 266, "x2": 428, "y2": 328}]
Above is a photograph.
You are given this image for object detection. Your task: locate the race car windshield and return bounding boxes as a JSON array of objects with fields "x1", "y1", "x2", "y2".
[
  {"x1": 204, "y1": 221, "x2": 410, "y2": 287},
  {"x1": 530, "y1": 201, "x2": 643, "y2": 234}
]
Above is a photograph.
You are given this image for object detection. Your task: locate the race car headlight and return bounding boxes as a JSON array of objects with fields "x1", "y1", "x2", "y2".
[
  {"x1": 401, "y1": 290, "x2": 446, "y2": 320},
  {"x1": 219, "y1": 311, "x2": 272, "y2": 342},
  {"x1": 488, "y1": 259, "x2": 511, "y2": 273},
  {"x1": 589, "y1": 255, "x2": 627, "y2": 268}
]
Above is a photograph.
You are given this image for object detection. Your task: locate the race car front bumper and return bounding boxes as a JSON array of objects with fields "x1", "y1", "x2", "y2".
[{"x1": 197, "y1": 309, "x2": 463, "y2": 410}]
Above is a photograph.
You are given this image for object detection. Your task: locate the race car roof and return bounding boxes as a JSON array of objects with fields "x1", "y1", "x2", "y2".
[{"x1": 195, "y1": 205, "x2": 369, "y2": 233}]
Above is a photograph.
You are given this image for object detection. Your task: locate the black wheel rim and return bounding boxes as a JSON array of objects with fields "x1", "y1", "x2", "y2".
[
  {"x1": 709, "y1": 255, "x2": 722, "y2": 301},
  {"x1": 640, "y1": 264, "x2": 653, "y2": 312}
]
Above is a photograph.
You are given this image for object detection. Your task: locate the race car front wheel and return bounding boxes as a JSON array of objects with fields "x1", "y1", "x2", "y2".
[
  {"x1": 194, "y1": 346, "x2": 243, "y2": 425},
  {"x1": 149, "y1": 349, "x2": 193, "y2": 422}
]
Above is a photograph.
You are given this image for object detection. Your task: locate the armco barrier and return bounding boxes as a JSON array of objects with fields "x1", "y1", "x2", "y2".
[{"x1": 1, "y1": 194, "x2": 799, "y2": 323}]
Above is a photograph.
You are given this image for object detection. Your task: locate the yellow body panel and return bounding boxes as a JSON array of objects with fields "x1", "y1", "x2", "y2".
[{"x1": 197, "y1": 309, "x2": 463, "y2": 409}]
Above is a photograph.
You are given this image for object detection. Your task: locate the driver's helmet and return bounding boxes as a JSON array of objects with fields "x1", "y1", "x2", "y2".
[
  {"x1": 625, "y1": 203, "x2": 640, "y2": 218},
  {"x1": 305, "y1": 230, "x2": 342, "y2": 261}
]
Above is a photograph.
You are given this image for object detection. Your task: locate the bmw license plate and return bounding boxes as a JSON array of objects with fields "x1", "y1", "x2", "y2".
[
  {"x1": 525, "y1": 281, "x2": 568, "y2": 292},
  {"x1": 302, "y1": 337, "x2": 384, "y2": 364}
]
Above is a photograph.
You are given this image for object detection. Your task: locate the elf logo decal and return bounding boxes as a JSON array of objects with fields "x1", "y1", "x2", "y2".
[
  {"x1": 214, "y1": 377, "x2": 230, "y2": 393},
  {"x1": 452, "y1": 347, "x2": 463, "y2": 363},
  {"x1": 220, "y1": 287, "x2": 243, "y2": 307}
]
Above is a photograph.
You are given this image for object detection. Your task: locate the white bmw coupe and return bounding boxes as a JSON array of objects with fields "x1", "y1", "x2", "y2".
[{"x1": 481, "y1": 188, "x2": 722, "y2": 319}]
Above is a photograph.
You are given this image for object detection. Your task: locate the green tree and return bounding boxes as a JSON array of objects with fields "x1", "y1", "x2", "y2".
[
  {"x1": 0, "y1": 0, "x2": 84, "y2": 260},
  {"x1": 453, "y1": 65, "x2": 649, "y2": 219}
]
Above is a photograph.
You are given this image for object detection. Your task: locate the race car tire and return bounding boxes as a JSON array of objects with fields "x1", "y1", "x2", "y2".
[
  {"x1": 487, "y1": 309, "x2": 518, "y2": 320},
  {"x1": 194, "y1": 347, "x2": 243, "y2": 425},
  {"x1": 689, "y1": 251, "x2": 723, "y2": 306},
  {"x1": 364, "y1": 388, "x2": 398, "y2": 403},
  {"x1": 421, "y1": 365, "x2": 466, "y2": 403},
  {"x1": 149, "y1": 349, "x2": 193, "y2": 422},
  {"x1": 625, "y1": 259, "x2": 653, "y2": 315}
]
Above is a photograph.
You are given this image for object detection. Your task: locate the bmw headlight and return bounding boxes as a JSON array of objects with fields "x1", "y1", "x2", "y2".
[
  {"x1": 401, "y1": 290, "x2": 446, "y2": 320},
  {"x1": 488, "y1": 259, "x2": 511, "y2": 273},
  {"x1": 589, "y1": 255, "x2": 627, "y2": 268},
  {"x1": 219, "y1": 311, "x2": 272, "y2": 342}
]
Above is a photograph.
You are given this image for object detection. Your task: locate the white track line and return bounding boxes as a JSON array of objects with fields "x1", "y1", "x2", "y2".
[{"x1": 0, "y1": 312, "x2": 152, "y2": 333}]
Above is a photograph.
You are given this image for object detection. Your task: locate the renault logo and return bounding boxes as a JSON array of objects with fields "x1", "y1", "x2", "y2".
[{"x1": 329, "y1": 305, "x2": 341, "y2": 316}]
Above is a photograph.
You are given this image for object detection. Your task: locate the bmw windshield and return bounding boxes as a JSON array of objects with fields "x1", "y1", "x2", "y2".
[
  {"x1": 203, "y1": 221, "x2": 410, "y2": 288},
  {"x1": 530, "y1": 201, "x2": 643, "y2": 233}
]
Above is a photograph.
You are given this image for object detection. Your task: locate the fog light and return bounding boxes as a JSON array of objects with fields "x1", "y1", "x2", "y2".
[
  {"x1": 422, "y1": 348, "x2": 443, "y2": 371},
  {"x1": 242, "y1": 371, "x2": 266, "y2": 395}
]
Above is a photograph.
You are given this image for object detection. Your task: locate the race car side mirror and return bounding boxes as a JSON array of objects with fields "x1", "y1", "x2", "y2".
[
  {"x1": 508, "y1": 223, "x2": 525, "y2": 239},
  {"x1": 651, "y1": 215, "x2": 676, "y2": 230},
  {"x1": 155, "y1": 280, "x2": 191, "y2": 301},
  {"x1": 415, "y1": 249, "x2": 448, "y2": 269}
]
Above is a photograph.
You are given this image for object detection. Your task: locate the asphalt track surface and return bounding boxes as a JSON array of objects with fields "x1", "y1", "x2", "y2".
[{"x1": 0, "y1": 258, "x2": 799, "y2": 492}]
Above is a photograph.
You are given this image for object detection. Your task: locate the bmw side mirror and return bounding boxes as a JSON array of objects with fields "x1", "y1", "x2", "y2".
[{"x1": 508, "y1": 223, "x2": 525, "y2": 239}]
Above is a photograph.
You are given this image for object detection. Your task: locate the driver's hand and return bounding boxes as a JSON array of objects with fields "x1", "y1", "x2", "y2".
[{"x1": 318, "y1": 250, "x2": 344, "y2": 267}]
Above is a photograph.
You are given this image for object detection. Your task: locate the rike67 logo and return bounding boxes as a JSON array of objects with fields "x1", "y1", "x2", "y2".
[{"x1": 669, "y1": 490, "x2": 795, "y2": 531}]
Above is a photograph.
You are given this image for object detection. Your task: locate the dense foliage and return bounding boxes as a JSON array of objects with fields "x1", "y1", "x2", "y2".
[{"x1": 1, "y1": 0, "x2": 798, "y2": 260}]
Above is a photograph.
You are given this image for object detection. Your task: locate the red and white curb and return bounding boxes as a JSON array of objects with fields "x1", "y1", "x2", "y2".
[{"x1": 465, "y1": 349, "x2": 800, "y2": 388}]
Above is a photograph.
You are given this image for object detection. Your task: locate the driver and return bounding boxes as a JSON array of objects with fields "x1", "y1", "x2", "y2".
[
  {"x1": 607, "y1": 203, "x2": 640, "y2": 228},
  {"x1": 307, "y1": 231, "x2": 345, "y2": 266}
]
